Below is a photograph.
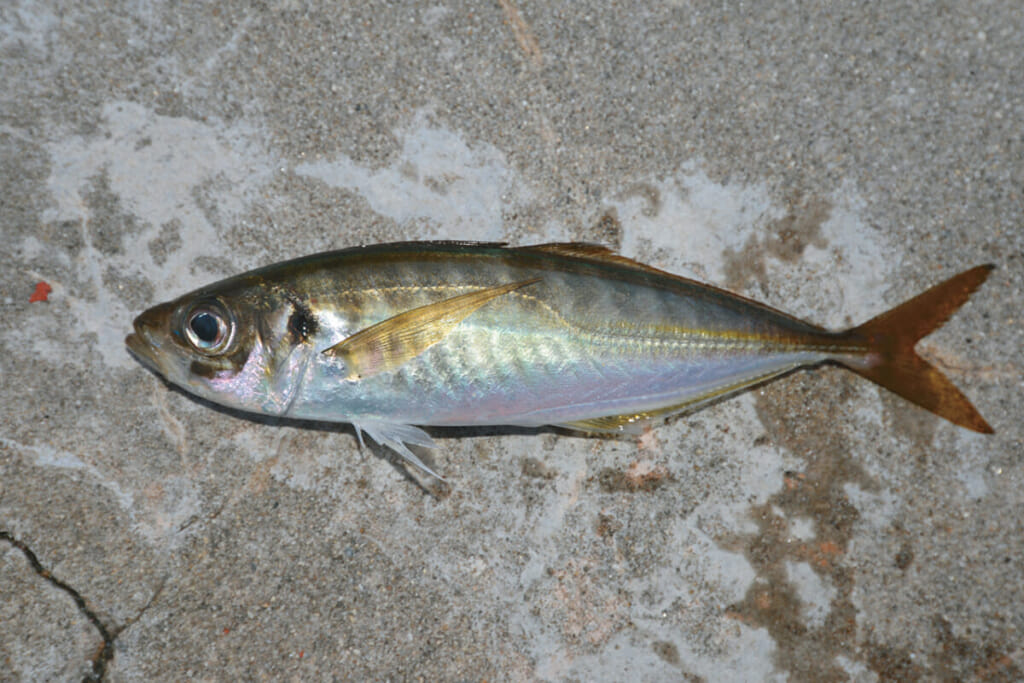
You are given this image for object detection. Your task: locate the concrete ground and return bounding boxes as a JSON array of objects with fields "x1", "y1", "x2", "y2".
[{"x1": 2, "y1": 1, "x2": 1022, "y2": 680}]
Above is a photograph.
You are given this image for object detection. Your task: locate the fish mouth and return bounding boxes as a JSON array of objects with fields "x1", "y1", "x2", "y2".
[
  {"x1": 125, "y1": 305, "x2": 173, "y2": 374},
  {"x1": 125, "y1": 329, "x2": 159, "y2": 373}
]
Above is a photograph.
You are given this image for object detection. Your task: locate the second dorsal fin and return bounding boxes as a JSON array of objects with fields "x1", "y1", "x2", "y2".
[{"x1": 524, "y1": 242, "x2": 679, "y2": 279}]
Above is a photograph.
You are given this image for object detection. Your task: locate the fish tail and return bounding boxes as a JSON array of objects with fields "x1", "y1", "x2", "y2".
[{"x1": 835, "y1": 265, "x2": 995, "y2": 433}]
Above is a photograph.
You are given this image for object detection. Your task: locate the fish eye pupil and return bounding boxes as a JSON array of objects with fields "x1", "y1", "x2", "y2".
[
  {"x1": 190, "y1": 312, "x2": 220, "y2": 344},
  {"x1": 184, "y1": 305, "x2": 233, "y2": 353}
]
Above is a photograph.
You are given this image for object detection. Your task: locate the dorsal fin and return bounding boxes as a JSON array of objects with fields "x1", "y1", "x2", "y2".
[
  {"x1": 524, "y1": 242, "x2": 830, "y2": 329},
  {"x1": 523, "y1": 243, "x2": 680, "y2": 279}
]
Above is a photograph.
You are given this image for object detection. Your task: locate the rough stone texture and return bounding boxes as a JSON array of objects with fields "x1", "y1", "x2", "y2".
[{"x1": 2, "y1": 1, "x2": 1021, "y2": 680}]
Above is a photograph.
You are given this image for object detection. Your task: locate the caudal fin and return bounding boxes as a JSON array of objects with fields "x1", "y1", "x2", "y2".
[{"x1": 838, "y1": 265, "x2": 995, "y2": 433}]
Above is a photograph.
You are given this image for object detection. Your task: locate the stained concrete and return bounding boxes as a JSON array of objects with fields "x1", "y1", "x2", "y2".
[{"x1": 2, "y1": 1, "x2": 1022, "y2": 680}]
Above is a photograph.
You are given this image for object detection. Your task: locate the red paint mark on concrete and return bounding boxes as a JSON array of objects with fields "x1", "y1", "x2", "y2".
[{"x1": 29, "y1": 281, "x2": 53, "y2": 303}]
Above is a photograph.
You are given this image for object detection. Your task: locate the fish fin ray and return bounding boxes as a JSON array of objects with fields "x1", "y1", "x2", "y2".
[
  {"x1": 560, "y1": 369, "x2": 802, "y2": 435},
  {"x1": 525, "y1": 243, "x2": 677, "y2": 278},
  {"x1": 323, "y1": 278, "x2": 541, "y2": 380},
  {"x1": 837, "y1": 265, "x2": 994, "y2": 433},
  {"x1": 523, "y1": 243, "x2": 828, "y2": 329},
  {"x1": 354, "y1": 420, "x2": 445, "y2": 480},
  {"x1": 561, "y1": 414, "x2": 653, "y2": 435}
]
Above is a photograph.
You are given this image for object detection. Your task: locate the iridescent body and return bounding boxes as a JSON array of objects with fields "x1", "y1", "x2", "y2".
[{"x1": 126, "y1": 242, "x2": 993, "y2": 476}]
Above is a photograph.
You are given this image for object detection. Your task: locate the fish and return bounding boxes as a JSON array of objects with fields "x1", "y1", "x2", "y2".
[{"x1": 126, "y1": 241, "x2": 994, "y2": 478}]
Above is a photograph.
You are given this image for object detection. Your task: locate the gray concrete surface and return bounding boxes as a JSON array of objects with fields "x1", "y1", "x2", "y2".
[{"x1": 2, "y1": 1, "x2": 1022, "y2": 680}]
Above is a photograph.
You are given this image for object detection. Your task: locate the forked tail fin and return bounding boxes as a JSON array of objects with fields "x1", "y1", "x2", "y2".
[{"x1": 837, "y1": 265, "x2": 995, "y2": 433}]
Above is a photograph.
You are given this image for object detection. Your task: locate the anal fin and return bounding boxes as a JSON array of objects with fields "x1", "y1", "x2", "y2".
[
  {"x1": 561, "y1": 399, "x2": 704, "y2": 435},
  {"x1": 561, "y1": 363, "x2": 812, "y2": 434}
]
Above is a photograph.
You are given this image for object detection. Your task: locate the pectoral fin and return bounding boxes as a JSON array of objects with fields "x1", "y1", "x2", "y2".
[{"x1": 325, "y1": 278, "x2": 540, "y2": 380}]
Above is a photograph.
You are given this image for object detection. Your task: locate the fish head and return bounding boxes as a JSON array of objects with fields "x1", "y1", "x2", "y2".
[{"x1": 125, "y1": 279, "x2": 301, "y2": 415}]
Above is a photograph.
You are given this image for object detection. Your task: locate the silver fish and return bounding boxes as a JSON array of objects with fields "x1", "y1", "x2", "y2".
[{"x1": 126, "y1": 242, "x2": 993, "y2": 478}]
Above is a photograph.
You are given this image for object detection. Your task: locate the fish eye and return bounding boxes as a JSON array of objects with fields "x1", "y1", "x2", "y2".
[{"x1": 183, "y1": 303, "x2": 234, "y2": 354}]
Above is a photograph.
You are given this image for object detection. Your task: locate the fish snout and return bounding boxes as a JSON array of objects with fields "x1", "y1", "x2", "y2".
[{"x1": 125, "y1": 303, "x2": 175, "y2": 372}]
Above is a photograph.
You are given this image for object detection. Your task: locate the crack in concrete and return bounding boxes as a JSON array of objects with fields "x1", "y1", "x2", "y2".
[
  {"x1": 1, "y1": 530, "x2": 116, "y2": 680},
  {"x1": 0, "y1": 530, "x2": 163, "y2": 682}
]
